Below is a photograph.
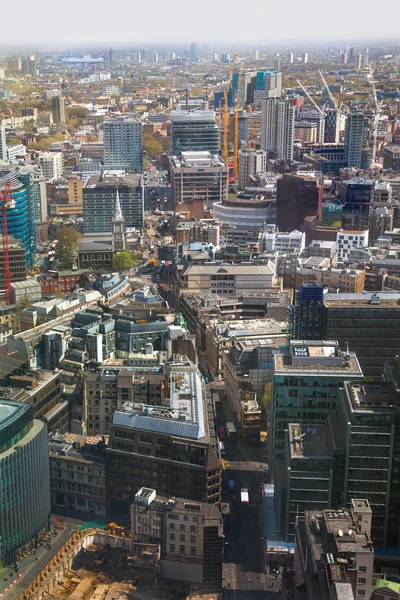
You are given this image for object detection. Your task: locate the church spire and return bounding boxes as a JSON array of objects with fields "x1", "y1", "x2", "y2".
[{"x1": 114, "y1": 188, "x2": 124, "y2": 221}]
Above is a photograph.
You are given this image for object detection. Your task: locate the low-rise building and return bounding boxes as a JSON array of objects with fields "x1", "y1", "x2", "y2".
[
  {"x1": 10, "y1": 278, "x2": 42, "y2": 304},
  {"x1": 131, "y1": 487, "x2": 223, "y2": 592},
  {"x1": 337, "y1": 229, "x2": 369, "y2": 264},
  {"x1": 0, "y1": 238, "x2": 27, "y2": 288}
]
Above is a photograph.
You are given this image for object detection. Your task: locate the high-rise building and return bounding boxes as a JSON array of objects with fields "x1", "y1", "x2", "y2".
[
  {"x1": 289, "y1": 283, "x2": 325, "y2": 340},
  {"x1": 342, "y1": 177, "x2": 375, "y2": 231},
  {"x1": 253, "y1": 71, "x2": 282, "y2": 106},
  {"x1": 0, "y1": 166, "x2": 36, "y2": 267},
  {"x1": 324, "y1": 108, "x2": 340, "y2": 143},
  {"x1": 190, "y1": 42, "x2": 197, "y2": 62},
  {"x1": 82, "y1": 171, "x2": 143, "y2": 234},
  {"x1": 104, "y1": 116, "x2": 143, "y2": 173},
  {"x1": 276, "y1": 173, "x2": 323, "y2": 231},
  {"x1": 344, "y1": 112, "x2": 369, "y2": 168},
  {"x1": 0, "y1": 400, "x2": 50, "y2": 564},
  {"x1": 231, "y1": 71, "x2": 256, "y2": 107},
  {"x1": 270, "y1": 340, "x2": 363, "y2": 470},
  {"x1": 302, "y1": 52, "x2": 308, "y2": 64},
  {"x1": 171, "y1": 111, "x2": 219, "y2": 155},
  {"x1": 169, "y1": 151, "x2": 228, "y2": 207},
  {"x1": 51, "y1": 95, "x2": 65, "y2": 124},
  {"x1": 383, "y1": 356, "x2": 400, "y2": 547},
  {"x1": 238, "y1": 149, "x2": 267, "y2": 190},
  {"x1": 37, "y1": 151, "x2": 63, "y2": 181},
  {"x1": 0, "y1": 125, "x2": 6, "y2": 161},
  {"x1": 260, "y1": 97, "x2": 295, "y2": 160}
]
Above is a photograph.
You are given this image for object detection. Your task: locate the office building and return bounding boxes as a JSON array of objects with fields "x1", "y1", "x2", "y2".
[
  {"x1": 276, "y1": 173, "x2": 323, "y2": 231},
  {"x1": 0, "y1": 125, "x2": 6, "y2": 161},
  {"x1": 295, "y1": 500, "x2": 374, "y2": 600},
  {"x1": 336, "y1": 228, "x2": 369, "y2": 263},
  {"x1": 294, "y1": 121, "x2": 318, "y2": 143},
  {"x1": 51, "y1": 95, "x2": 65, "y2": 124},
  {"x1": 274, "y1": 423, "x2": 335, "y2": 541},
  {"x1": 289, "y1": 284, "x2": 325, "y2": 340},
  {"x1": 82, "y1": 170, "x2": 143, "y2": 233},
  {"x1": 190, "y1": 42, "x2": 197, "y2": 62},
  {"x1": 106, "y1": 356, "x2": 222, "y2": 515},
  {"x1": 0, "y1": 400, "x2": 50, "y2": 563},
  {"x1": 342, "y1": 178, "x2": 375, "y2": 231},
  {"x1": 253, "y1": 71, "x2": 282, "y2": 106},
  {"x1": 37, "y1": 151, "x2": 63, "y2": 181},
  {"x1": 6, "y1": 144, "x2": 26, "y2": 161},
  {"x1": 0, "y1": 237, "x2": 27, "y2": 288},
  {"x1": 297, "y1": 110, "x2": 325, "y2": 144},
  {"x1": 169, "y1": 151, "x2": 228, "y2": 207},
  {"x1": 66, "y1": 173, "x2": 83, "y2": 213},
  {"x1": 324, "y1": 291, "x2": 400, "y2": 378},
  {"x1": 0, "y1": 166, "x2": 36, "y2": 267},
  {"x1": 231, "y1": 71, "x2": 256, "y2": 107},
  {"x1": 338, "y1": 382, "x2": 396, "y2": 547},
  {"x1": 270, "y1": 340, "x2": 363, "y2": 469},
  {"x1": 383, "y1": 356, "x2": 400, "y2": 548},
  {"x1": 171, "y1": 111, "x2": 219, "y2": 155},
  {"x1": 261, "y1": 97, "x2": 295, "y2": 160},
  {"x1": 104, "y1": 116, "x2": 143, "y2": 173},
  {"x1": 49, "y1": 432, "x2": 106, "y2": 518},
  {"x1": 131, "y1": 487, "x2": 223, "y2": 591},
  {"x1": 344, "y1": 112, "x2": 369, "y2": 168},
  {"x1": 383, "y1": 145, "x2": 400, "y2": 172},
  {"x1": 325, "y1": 108, "x2": 340, "y2": 143},
  {"x1": 238, "y1": 149, "x2": 267, "y2": 190},
  {"x1": 303, "y1": 144, "x2": 347, "y2": 175}
]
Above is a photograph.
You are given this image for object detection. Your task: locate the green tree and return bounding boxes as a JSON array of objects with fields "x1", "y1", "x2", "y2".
[
  {"x1": 113, "y1": 251, "x2": 135, "y2": 271},
  {"x1": 67, "y1": 106, "x2": 89, "y2": 119},
  {"x1": 260, "y1": 381, "x2": 272, "y2": 422},
  {"x1": 143, "y1": 134, "x2": 163, "y2": 158},
  {"x1": 55, "y1": 227, "x2": 82, "y2": 269}
]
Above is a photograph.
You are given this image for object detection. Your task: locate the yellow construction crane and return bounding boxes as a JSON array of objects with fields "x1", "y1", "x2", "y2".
[
  {"x1": 233, "y1": 67, "x2": 243, "y2": 178},
  {"x1": 223, "y1": 54, "x2": 238, "y2": 163}
]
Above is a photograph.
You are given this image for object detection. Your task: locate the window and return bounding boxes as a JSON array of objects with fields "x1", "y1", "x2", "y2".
[
  {"x1": 190, "y1": 546, "x2": 196, "y2": 556},
  {"x1": 180, "y1": 545, "x2": 185, "y2": 554},
  {"x1": 169, "y1": 533, "x2": 175, "y2": 541},
  {"x1": 357, "y1": 592, "x2": 365, "y2": 598},
  {"x1": 359, "y1": 566, "x2": 367, "y2": 572},
  {"x1": 358, "y1": 578, "x2": 366, "y2": 584},
  {"x1": 169, "y1": 544, "x2": 175, "y2": 553},
  {"x1": 179, "y1": 534, "x2": 185, "y2": 542},
  {"x1": 190, "y1": 535, "x2": 196, "y2": 544}
]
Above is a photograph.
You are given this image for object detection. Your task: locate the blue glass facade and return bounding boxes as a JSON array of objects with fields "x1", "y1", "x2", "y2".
[{"x1": 0, "y1": 169, "x2": 37, "y2": 267}]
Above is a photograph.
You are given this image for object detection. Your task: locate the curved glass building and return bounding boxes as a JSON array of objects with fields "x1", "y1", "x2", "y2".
[
  {"x1": 0, "y1": 166, "x2": 37, "y2": 267},
  {"x1": 0, "y1": 401, "x2": 50, "y2": 563}
]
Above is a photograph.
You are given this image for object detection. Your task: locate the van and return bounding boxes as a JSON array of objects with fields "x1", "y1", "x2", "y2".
[
  {"x1": 219, "y1": 441, "x2": 226, "y2": 456},
  {"x1": 228, "y1": 480, "x2": 235, "y2": 492}
]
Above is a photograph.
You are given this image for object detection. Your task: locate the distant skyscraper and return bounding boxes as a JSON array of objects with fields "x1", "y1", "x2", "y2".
[
  {"x1": 171, "y1": 111, "x2": 219, "y2": 155},
  {"x1": 0, "y1": 125, "x2": 6, "y2": 161},
  {"x1": 190, "y1": 42, "x2": 197, "y2": 62},
  {"x1": 344, "y1": 111, "x2": 369, "y2": 168},
  {"x1": 254, "y1": 49, "x2": 259, "y2": 60},
  {"x1": 103, "y1": 116, "x2": 143, "y2": 173},
  {"x1": 51, "y1": 95, "x2": 65, "y2": 124},
  {"x1": 152, "y1": 52, "x2": 158, "y2": 63},
  {"x1": 260, "y1": 97, "x2": 295, "y2": 160},
  {"x1": 302, "y1": 52, "x2": 308, "y2": 64},
  {"x1": 288, "y1": 52, "x2": 294, "y2": 64}
]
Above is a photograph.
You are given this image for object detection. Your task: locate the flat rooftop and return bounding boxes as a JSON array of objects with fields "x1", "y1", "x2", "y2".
[
  {"x1": 289, "y1": 424, "x2": 331, "y2": 460},
  {"x1": 274, "y1": 340, "x2": 362, "y2": 376},
  {"x1": 113, "y1": 357, "x2": 206, "y2": 440},
  {"x1": 324, "y1": 291, "x2": 400, "y2": 308},
  {"x1": 171, "y1": 152, "x2": 226, "y2": 169},
  {"x1": 344, "y1": 382, "x2": 397, "y2": 412},
  {"x1": 210, "y1": 317, "x2": 285, "y2": 338}
]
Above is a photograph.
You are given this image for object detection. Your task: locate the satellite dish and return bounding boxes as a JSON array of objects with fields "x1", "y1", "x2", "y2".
[
  {"x1": 348, "y1": 528, "x2": 353, "y2": 535},
  {"x1": 338, "y1": 529, "x2": 343, "y2": 537}
]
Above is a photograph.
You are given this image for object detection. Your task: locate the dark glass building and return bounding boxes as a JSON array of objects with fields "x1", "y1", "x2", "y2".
[{"x1": 342, "y1": 177, "x2": 375, "y2": 230}]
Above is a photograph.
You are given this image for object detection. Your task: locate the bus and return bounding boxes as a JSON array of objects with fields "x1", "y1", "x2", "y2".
[{"x1": 218, "y1": 425, "x2": 226, "y2": 440}]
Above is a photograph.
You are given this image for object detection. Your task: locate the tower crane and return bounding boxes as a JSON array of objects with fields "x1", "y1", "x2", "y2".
[
  {"x1": 233, "y1": 66, "x2": 243, "y2": 179},
  {"x1": 296, "y1": 80, "x2": 323, "y2": 115},
  {"x1": 318, "y1": 70, "x2": 338, "y2": 109},
  {"x1": 369, "y1": 64, "x2": 381, "y2": 164},
  {"x1": 0, "y1": 180, "x2": 14, "y2": 305}
]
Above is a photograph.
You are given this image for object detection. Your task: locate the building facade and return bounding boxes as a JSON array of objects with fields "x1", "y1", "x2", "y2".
[
  {"x1": 169, "y1": 152, "x2": 228, "y2": 207},
  {"x1": 238, "y1": 149, "x2": 267, "y2": 190},
  {"x1": 344, "y1": 112, "x2": 369, "y2": 169},
  {"x1": 171, "y1": 111, "x2": 219, "y2": 155},
  {"x1": 261, "y1": 97, "x2": 295, "y2": 160},
  {"x1": 104, "y1": 116, "x2": 143, "y2": 173}
]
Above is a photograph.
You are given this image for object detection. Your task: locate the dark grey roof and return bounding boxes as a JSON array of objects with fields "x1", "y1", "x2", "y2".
[{"x1": 113, "y1": 411, "x2": 203, "y2": 439}]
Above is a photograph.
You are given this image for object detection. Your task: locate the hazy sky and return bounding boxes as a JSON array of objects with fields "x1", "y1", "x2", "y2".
[{"x1": 3, "y1": 0, "x2": 400, "y2": 46}]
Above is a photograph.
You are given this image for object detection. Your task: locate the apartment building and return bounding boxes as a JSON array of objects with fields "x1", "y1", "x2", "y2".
[
  {"x1": 106, "y1": 357, "x2": 222, "y2": 516},
  {"x1": 336, "y1": 229, "x2": 369, "y2": 264},
  {"x1": 131, "y1": 487, "x2": 223, "y2": 592},
  {"x1": 37, "y1": 152, "x2": 63, "y2": 181},
  {"x1": 238, "y1": 149, "x2": 267, "y2": 190}
]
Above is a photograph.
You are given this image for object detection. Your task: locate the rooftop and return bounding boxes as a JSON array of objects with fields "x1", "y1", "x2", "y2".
[
  {"x1": 274, "y1": 340, "x2": 362, "y2": 376},
  {"x1": 113, "y1": 356, "x2": 206, "y2": 440},
  {"x1": 171, "y1": 110, "x2": 217, "y2": 122},
  {"x1": 170, "y1": 151, "x2": 226, "y2": 169},
  {"x1": 289, "y1": 424, "x2": 332, "y2": 460},
  {"x1": 344, "y1": 382, "x2": 397, "y2": 412}
]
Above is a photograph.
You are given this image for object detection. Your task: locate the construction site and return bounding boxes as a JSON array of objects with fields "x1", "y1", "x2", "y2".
[{"x1": 16, "y1": 527, "x2": 220, "y2": 600}]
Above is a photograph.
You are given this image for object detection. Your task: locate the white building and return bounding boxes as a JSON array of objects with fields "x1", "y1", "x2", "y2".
[
  {"x1": 0, "y1": 125, "x2": 6, "y2": 160},
  {"x1": 103, "y1": 115, "x2": 142, "y2": 173},
  {"x1": 261, "y1": 98, "x2": 295, "y2": 160},
  {"x1": 259, "y1": 225, "x2": 305, "y2": 253},
  {"x1": 336, "y1": 229, "x2": 369, "y2": 264},
  {"x1": 238, "y1": 149, "x2": 267, "y2": 190},
  {"x1": 37, "y1": 152, "x2": 63, "y2": 181},
  {"x1": 7, "y1": 144, "x2": 26, "y2": 161}
]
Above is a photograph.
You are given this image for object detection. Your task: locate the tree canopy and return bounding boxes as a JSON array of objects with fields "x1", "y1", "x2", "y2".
[
  {"x1": 143, "y1": 134, "x2": 163, "y2": 158},
  {"x1": 55, "y1": 227, "x2": 82, "y2": 269},
  {"x1": 113, "y1": 251, "x2": 135, "y2": 271}
]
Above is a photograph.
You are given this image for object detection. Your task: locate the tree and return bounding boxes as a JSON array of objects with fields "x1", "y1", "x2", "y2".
[
  {"x1": 260, "y1": 381, "x2": 272, "y2": 425},
  {"x1": 67, "y1": 106, "x2": 89, "y2": 119},
  {"x1": 113, "y1": 251, "x2": 135, "y2": 271},
  {"x1": 55, "y1": 227, "x2": 82, "y2": 269},
  {"x1": 143, "y1": 134, "x2": 163, "y2": 158}
]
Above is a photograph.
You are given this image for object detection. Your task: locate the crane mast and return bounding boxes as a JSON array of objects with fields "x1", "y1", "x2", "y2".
[{"x1": 0, "y1": 180, "x2": 13, "y2": 305}]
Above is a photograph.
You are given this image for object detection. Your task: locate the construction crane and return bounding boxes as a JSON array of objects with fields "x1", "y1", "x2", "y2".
[
  {"x1": 369, "y1": 64, "x2": 381, "y2": 163},
  {"x1": 0, "y1": 180, "x2": 14, "y2": 305},
  {"x1": 318, "y1": 70, "x2": 338, "y2": 109},
  {"x1": 233, "y1": 67, "x2": 243, "y2": 179},
  {"x1": 296, "y1": 79, "x2": 323, "y2": 115},
  {"x1": 223, "y1": 54, "x2": 238, "y2": 163}
]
